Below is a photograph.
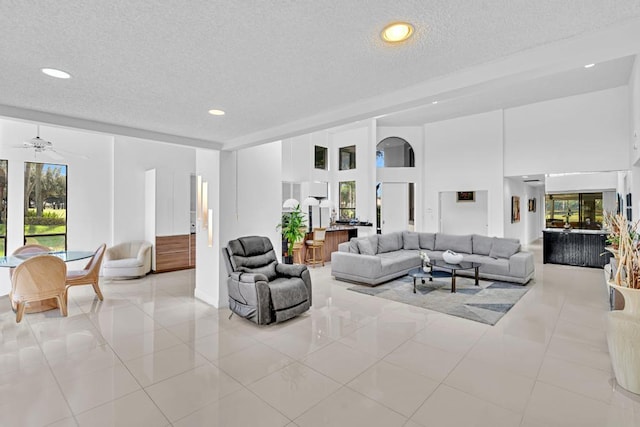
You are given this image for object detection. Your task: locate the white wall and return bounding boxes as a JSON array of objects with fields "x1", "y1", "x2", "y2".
[
  {"x1": 504, "y1": 87, "x2": 630, "y2": 176},
  {"x1": 545, "y1": 171, "x2": 619, "y2": 193},
  {"x1": 213, "y1": 142, "x2": 282, "y2": 308},
  {"x1": 376, "y1": 126, "x2": 423, "y2": 230},
  {"x1": 423, "y1": 110, "x2": 505, "y2": 236},
  {"x1": 631, "y1": 55, "x2": 640, "y2": 166},
  {"x1": 439, "y1": 190, "x2": 488, "y2": 235},
  {"x1": 194, "y1": 148, "x2": 220, "y2": 307},
  {"x1": 329, "y1": 123, "x2": 376, "y2": 225},
  {"x1": 504, "y1": 178, "x2": 545, "y2": 244},
  {"x1": 0, "y1": 119, "x2": 113, "y2": 295},
  {"x1": 113, "y1": 136, "x2": 195, "y2": 244}
]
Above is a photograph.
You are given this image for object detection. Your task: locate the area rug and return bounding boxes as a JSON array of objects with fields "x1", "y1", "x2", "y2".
[{"x1": 345, "y1": 271, "x2": 530, "y2": 326}]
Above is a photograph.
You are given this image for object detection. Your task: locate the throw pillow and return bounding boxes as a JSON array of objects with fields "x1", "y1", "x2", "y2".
[
  {"x1": 403, "y1": 231, "x2": 420, "y2": 250},
  {"x1": 489, "y1": 239, "x2": 521, "y2": 259},
  {"x1": 435, "y1": 233, "x2": 472, "y2": 254},
  {"x1": 418, "y1": 232, "x2": 436, "y2": 250},
  {"x1": 349, "y1": 238, "x2": 360, "y2": 254},
  {"x1": 472, "y1": 234, "x2": 494, "y2": 256},
  {"x1": 357, "y1": 239, "x2": 376, "y2": 256},
  {"x1": 377, "y1": 233, "x2": 403, "y2": 253}
]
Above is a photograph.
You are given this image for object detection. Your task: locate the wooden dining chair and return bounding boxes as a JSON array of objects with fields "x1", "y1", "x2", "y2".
[
  {"x1": 9, "y1": 244, "x2": 50, "y2": 281},
  {"x1": 65, "y1": 243, "x2": 107, "y2": 303},
  {"x1": 11, "y1": 255, "x2": 68, "y2": 323}
]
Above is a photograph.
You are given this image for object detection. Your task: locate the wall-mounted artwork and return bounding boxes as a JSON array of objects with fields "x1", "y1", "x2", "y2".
[
  {"x1": 456, "y1": 191, "x2": 475, "y2": 202},
  {"x1": 528, "y1": 198, "x2": 536, "y2": 212},
  {"x1": 511, "y1": 196, "x2": 520, "y2": 223}
]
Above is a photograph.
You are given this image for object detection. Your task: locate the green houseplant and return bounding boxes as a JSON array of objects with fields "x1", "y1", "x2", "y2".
[{"x1": 277, "y1": 204, "x2": 307, "y2": 264}]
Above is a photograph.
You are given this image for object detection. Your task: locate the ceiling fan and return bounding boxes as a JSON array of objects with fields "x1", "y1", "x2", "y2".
[{"x1": 15, "y1": 126, "x2": 87, "y2": 160}]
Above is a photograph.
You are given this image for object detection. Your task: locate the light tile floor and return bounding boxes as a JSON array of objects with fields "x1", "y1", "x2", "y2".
[{"x1": 2, "y1": 241, "x2": 640, "y2": 426}]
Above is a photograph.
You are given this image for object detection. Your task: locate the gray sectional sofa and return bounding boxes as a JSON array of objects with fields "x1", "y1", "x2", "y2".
[{"x1": 331, "y1": 231, "x2": 534, "y2": 285}]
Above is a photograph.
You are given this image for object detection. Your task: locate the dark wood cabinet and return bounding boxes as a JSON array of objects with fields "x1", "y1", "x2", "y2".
[
  {"x1": 155, "y1": 234, "x2": 195, "y2": 272},
  {"x1": 543, "y1": 230, "x2": 612, "y2": 268}
]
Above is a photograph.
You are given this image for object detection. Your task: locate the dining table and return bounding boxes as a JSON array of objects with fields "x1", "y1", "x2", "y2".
[{"x1": 1, "y1": 250, "x2": 94, "y2": 313}]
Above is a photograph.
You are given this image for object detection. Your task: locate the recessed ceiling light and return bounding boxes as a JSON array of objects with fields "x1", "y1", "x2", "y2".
[
  {"x1": 432, "y1": 101, "x2": 438, "y2": 105},
  {"x1": 41, "y1": 68, "x2": 71, "y2": 79},
  {"x1": 208, "y1": 109, "x2": 225, "y2": 116},
  {"x1": 584, "y1": 63, "x2": 595, "y2": 69},
  {"x1": 381, "y1": 22, "x2": 414, "y2": 43},
  {"x1": 522, "y1": 175, "x2": 529, "y2": 179}
]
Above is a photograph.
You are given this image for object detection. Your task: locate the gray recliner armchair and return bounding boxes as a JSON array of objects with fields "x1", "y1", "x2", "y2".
[{"x1": 222, "y1": 236, "x2": 312, "y2": 325}]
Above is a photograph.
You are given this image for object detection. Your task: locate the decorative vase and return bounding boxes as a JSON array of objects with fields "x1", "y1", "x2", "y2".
[
  {"x1": 442, "y1": 250, "x2": 463, "y2": 264},
  {"x1": 606, "y1": 281, "x2": 640, "y2": 394}
]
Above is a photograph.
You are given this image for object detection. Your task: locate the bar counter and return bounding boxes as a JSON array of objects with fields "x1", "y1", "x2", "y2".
[
  {"x1": 542, "y1": 228, "x2": 612, "y2": 268},
  {"x1": 300, "y1": 226, "x2": 358, "y2": 264}
]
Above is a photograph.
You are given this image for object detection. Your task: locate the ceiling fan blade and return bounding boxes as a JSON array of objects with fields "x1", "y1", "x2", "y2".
[
  {"x1": 54, "y1": 148, "x2": 89, "y2": 160},
  {"x1": 43, "y1": 150, "x2": 64, "y2": 161}
]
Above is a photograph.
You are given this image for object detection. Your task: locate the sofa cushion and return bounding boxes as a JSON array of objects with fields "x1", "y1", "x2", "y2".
[
  {"x1": 403, "y1": 231, "x2": 420, "y2": 250},
  {"x1": 238, "y1": 260, "x2": 277, "y2": 281},
  {"x1": 472, "y1": 234, "x2": 494, "y2": 256},
  {"x1": 435, "y1": 234, "x2": 472, "y2": 254},
  {"x1": 478, "y1": 257, "x2": 510, "y2": 276},
  {"x1": 357, "y1": 239, "x2": 376, "y2": 256},
  {"x1": 418, "y1": 233, "x2": 436, "y2": 250},
  {"x1": 378, "y1": 232, "x2": 403, "y2": 253},
  {"x1": 269, "y1": 277, "x2": 308, "y2": 310},
  {"x1": 489, "y1": 238, "x2": 521, "y2": 259},
  {"x1": 378, "y1": 251, "x2": 421, "y2": 276}
]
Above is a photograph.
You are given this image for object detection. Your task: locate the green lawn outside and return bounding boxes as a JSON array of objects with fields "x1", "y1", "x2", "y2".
[
  {"x1": 25, "y1": 235, "x2": 66, "y2": 251},
  {"x1": 0, "y1": 224, "x2": 5, "y2": 236}
]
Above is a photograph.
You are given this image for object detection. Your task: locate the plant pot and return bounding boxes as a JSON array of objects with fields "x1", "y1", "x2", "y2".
[
  {"x1": 283, "y1": 255, "x2": 293, "y2": 265},
  {"x1": 606, "y1": 282, "x2": 640, "y2": 394}
]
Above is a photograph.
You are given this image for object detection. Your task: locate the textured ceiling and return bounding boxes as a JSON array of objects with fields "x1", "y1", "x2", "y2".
[{"x1": 1, "y1": 1, "x2": 640, "y2": 150}]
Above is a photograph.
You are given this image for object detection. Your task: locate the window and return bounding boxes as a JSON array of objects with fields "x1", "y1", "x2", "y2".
[
  {"x1": 339, "y1": 145, "x2": 356, "y2": 170},
  {"x1": 24, "y1": 162, "x2": 67, "y2": 250},
  {"x1": 0, "y1": 160, "x2": 7, "y2": 256},
  {"x1": 314, "y1": 145, "x2": 328, "y2": 170},
  {"x1": 545, "y1": 192, "x2": 603, "y2": 229},
  {"x1": 376, "y1": 137, "x2": 415, "y2": 168},
  {"x1": 339, "y1": 181, "x2": 356, "y2": 219}
]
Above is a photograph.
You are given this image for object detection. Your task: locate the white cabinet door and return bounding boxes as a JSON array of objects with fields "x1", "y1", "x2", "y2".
[{"x1": 381, "y1": 182, "x2": 409, "y2": 233}]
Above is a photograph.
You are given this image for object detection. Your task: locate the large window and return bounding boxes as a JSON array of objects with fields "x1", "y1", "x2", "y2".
[
  {"x1": 545, "y1": 192, "x2": 603, "y2": 229},
  {"x1": 339, "y1": 145, "x2": 356, "y2": 170},
  {"x1": 339, "y1": 181, "x2": 356, "y2": 220},
  {"x1": 24, "y1": 162, "x2": 67, "y2": 250},
  {"x1": 314, "y1": 145, "x2": 328, "y2": 170},
  {"x1": 0, "y1": 160, "x2": 7, "y2": 256},
  {"x1": 376, "y1": 137, "x2": 415, "y2": 168}
]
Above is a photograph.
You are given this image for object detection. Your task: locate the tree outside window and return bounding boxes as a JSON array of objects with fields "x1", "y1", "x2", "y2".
[
  {"x1": 24, "y1": 162, "x2": 67, "y2": 250},
  {"x1": 339, "y1": 181, "x2": 356, "y2": 220}
]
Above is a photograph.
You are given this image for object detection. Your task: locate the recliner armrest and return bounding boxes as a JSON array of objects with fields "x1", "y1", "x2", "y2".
[
  {"x1": 230, "y1": 271, "x2": 269, "y2": 283},
  {"x1": 276, "y1": 263, "x2": 307, "y2": 278}
]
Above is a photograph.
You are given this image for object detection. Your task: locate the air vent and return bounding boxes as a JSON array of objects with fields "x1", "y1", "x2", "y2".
[{"x1": 524, "y1": 179, "x2": 540, "y2": 183}]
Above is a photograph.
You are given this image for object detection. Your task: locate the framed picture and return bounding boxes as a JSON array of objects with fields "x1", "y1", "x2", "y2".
[
  {"x1": 528, "y1": 198, "x2": 536, "y2": 212},
  {"x1": 511, "y1": 196, "x2": 520, "y2": 223},
  {"x1": 456, "y1": 191, "x2": 475, "y2": 202}
]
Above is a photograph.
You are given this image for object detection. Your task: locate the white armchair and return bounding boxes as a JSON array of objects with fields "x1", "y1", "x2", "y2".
[{"x1": 103, "y1": 241, "x2": 152, "y2": 278}]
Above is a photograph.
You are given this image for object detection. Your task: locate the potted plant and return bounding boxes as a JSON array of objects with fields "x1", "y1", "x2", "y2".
[
  {"x1": 277, "y1": 204, "x2": 307, "y2": 264},
  {"x1": 606, "y1": 213, "x2": 640, "y2": 394}
]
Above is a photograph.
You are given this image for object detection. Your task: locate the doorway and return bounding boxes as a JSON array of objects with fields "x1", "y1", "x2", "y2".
[{"x1": 378, "y1": 182, "x2": 414, "y2": 233}]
